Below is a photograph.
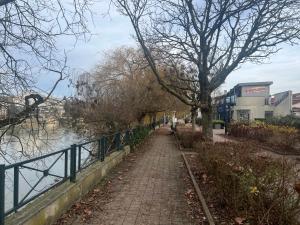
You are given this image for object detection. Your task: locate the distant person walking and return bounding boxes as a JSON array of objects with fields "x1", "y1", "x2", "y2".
[{"x1": 171, "y1": 116, "x2": 177, "y2": 132}]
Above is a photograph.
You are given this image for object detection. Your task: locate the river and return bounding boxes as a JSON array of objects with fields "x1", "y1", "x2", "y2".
[{"x1": 0, "y1": 123, "x2": 89, "y2": 213}]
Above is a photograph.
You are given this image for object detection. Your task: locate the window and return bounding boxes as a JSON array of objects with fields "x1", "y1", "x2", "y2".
[
  {"x1": 265, "y1": 111, "x2": 273, "y2": 119},
  {"x1": 237, "y1": 110, "x2": 250, "y2": 122}
]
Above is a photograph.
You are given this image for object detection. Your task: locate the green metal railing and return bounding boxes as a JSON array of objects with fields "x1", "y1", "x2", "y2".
[{"x1": 0, "y1": 124, "x2": 158, "y2": 225}]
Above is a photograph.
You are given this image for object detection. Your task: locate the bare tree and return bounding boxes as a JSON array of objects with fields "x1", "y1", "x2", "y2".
[
  {"x1": 113, "y1": 0, "x2": 300, "y2": 139},
  {"x1": 0, "y1": 0, "x2": 91, "y2": 131},
  {"x1": 74, "y1": 47, "x2": 187, "y2": 134}
]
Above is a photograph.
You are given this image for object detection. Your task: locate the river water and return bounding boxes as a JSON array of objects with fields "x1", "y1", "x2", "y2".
[{"x1": 0, "y1": 124, "x2": 89, "y2": 213}]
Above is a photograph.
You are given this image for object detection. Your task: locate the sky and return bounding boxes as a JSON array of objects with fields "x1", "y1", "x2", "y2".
[{"x1": 40, "y1": 1, "x2": 300, "y2": 98}]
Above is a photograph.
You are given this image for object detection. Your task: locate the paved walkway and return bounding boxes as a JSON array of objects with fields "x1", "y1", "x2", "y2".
[{"x1": 70, "y1": 127, "x2": 200, "y2": 225}]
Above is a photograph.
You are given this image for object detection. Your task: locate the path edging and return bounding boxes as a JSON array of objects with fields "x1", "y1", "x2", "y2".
[
  {"x1": 174, "y1": 130, "x2": 215, "y2": 225},
  {"x1": 181, "y1": 152, "x2": 215, "y2": 225}
]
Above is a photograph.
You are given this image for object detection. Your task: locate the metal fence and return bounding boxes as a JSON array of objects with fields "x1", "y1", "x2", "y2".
[{"x1": 0, "y1": 124, "x2": 157, "y2": 225}]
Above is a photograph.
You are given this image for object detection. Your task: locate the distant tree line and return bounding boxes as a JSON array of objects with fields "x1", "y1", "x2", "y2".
[{"x1": 64, "y1": 47, "x2": 188, "y2": 134}]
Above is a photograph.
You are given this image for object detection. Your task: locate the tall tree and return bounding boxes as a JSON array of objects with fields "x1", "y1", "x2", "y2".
[
  {"x1": 74, "y1": 47, "x2": 187, "y2": 133},
  {"x1": 0, "y1": 0, "x2": 90, "y2": 130},
  {"x1": 113, "y1": 0, "x2": 300, "y2": 139}
]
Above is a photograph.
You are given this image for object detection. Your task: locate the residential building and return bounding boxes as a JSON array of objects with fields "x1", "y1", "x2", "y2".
[
  {"x1": 293, "y1": 93, "x2": 300, "y2": 117},
  {"x1": 214, "y1": 82, "x2": 293, "y2": 122}
]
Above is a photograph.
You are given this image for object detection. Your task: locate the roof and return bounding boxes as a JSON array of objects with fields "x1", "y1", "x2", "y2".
[{"x1": 235, "y1": 81, "x2": 273, "y2": 88}]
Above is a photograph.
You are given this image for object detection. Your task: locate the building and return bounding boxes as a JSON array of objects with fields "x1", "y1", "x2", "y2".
[
  {"x1": 0, "y1": 95, "x2": 24, "y2": 119},
  {"x1": 293, "y1": 93, "x2": 300, "y2": 117},
  {"x1": 214, "y1": 82, "x2": 293, "y2": 122}
]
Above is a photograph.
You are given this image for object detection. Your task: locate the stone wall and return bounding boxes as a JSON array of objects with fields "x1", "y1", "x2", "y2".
[{"x1": 6, "y1": 146, "x2": 131, "y2": 225}]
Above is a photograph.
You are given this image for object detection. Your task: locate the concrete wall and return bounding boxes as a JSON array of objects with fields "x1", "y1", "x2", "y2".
[
  {"x1": 232, "y1": 92, "x2": 292, "y2": 121},
  {"x1": 273, "y1": 91, "x2": 293, "y2": 117},
  {"x1": 235, "y1": 96, "x2": 266, "y2": 106},
  {"x1": 232, "y1": 105, "x2": 273, "y2": 121},
  {"x1": 6, "y1": 146, "x2": 131, "y2": 225},
  {"x1": 232, "y1": 96, "x2": 272, "y2": 121}
]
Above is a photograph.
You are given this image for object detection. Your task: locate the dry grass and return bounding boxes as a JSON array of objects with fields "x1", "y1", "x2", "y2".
[
  {"x1": 195, "y1": 142, "x2": 300, "y2": 225},
  {"x1": 176, "y1": 125, "x2": 203, "y2": 148}
]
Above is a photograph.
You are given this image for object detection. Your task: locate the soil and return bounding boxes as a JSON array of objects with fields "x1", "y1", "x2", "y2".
[
  {"x1": 184, "y1": 152, "x2": 234, "y2": 225},
  {"x1": 221, "y1": 134, "x2": 300, "y2": 156}
]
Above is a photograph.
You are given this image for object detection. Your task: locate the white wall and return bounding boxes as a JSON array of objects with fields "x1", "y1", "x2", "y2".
[
  {"x1": 236, "y1": 96, "x2": 266, "y2": 106},
  {"x1": 232, "y1": 105, "x2": 273, "y2": 121},
  {"x1": 273, "y1": 91, "x2": 292, "y2": 117}
]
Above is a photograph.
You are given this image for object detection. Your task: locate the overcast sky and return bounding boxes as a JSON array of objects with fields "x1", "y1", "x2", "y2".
[{"x1": 40, "y1": 1, "x2": 300, "y2": 98}]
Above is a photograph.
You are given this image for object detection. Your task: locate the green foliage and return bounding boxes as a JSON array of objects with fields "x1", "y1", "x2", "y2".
[
  {"x1": 266, "y1": 115, "x2": 300, "y2": 129},
  {"x1": 213, "y1": 120, "x2": 225, "y2": 125},
  {"x1": 229, "y1": 122, "x2": 299, "y2": 150},
  {"x1": 129, "y1": 126, "x2": 151, "y2": 147},
  {"x1": 198, "y1": 142, "x2": 300, "y2": 225}
]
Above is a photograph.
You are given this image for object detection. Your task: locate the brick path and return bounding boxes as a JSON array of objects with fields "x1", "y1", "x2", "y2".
[{"x1": 70, "y1": 127, "x2": 199, "y2": 225}]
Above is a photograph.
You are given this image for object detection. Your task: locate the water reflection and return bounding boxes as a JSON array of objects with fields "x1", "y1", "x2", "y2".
[{"x1": 0, "y1": 123, "x2": 87, "y2": 213}]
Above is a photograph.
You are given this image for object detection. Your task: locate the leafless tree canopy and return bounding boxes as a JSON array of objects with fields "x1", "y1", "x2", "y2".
[
  {"x1": 69, "y1": 47, "x2": 187, "y2": 134},
  {"x1": 113, "y1": 0, "x2": 300, "y2": 138},
  {"x1": 0, "y1": 0, "x2": 91, "y2": 129}
]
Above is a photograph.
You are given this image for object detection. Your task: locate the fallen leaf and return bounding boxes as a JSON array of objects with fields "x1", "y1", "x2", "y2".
[
  {"x1": 234, "y1": 217, "x2": 246, "y2": 225},
  {"x1": 93, "y1": 188, "x2": 100, "y2": 193}
]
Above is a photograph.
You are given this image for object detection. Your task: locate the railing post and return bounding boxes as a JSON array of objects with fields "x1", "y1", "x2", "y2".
[
  {"x1": 64, "y1": 150, "x2": 68, "y2": 179},
  {"x1": 70, "y1": 144, "x2": 77, "y2": 183},
  {"x1": 78, "y1": 145, "x2": 82, "y2": 171},
  {"x1": 0, "y1": 164, "x2": 5, "y2": 225},
  {"x1": 100, "y1": 137, "x2": 105, "y2": 162},
  {"x1": 115, "y1": 133, "x2": 121, "y2": 150},
  {"x1": 97, "y1": 139, "x2": 101, "y2": 160},
  {"x1": 125, "y1": 130, "x2": 130, "y2": 145},
  {"x1": 13, "y1": 166, "x2": 19, "y2": 212}
]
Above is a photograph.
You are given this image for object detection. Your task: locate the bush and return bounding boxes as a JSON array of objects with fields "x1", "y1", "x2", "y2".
[
  {"x1": 229, "y1": 122, "x2": 299, "y2": 150},
  {"x1": 130, "y1": 126, "x2": 151, "y2": 146},
  {"x1": 198, "y1": 142, "x2": 300, "y2": 225},
  {"x1": 213, "y1": 120, "x2": 225, "y2": 125},
  {"x1": 176, "y1": 126, "x2": 203, "y2": 148},
  {"x1": 266, "y1": 115, "x2": 300, "y2": 130}
]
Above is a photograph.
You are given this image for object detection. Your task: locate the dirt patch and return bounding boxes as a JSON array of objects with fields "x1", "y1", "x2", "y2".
[
  {"x1": 183, "y1": 164, "x2": 209, "y2": 224},
  {"x1": 222, "y1": 134, "x2": 300, "y2": 155},
  {"x1": 185, "y1": 142, "x2": 300, "y2": 225}
]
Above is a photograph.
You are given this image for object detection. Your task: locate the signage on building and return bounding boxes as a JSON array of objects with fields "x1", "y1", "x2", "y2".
[{"x1": 242, "y1": 86, "x2": 268, "y2": 97}]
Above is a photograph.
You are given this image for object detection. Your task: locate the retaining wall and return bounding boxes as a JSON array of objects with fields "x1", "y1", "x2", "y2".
[{"x1": 6, "y1": 146, "x2": 131, "y2": 225}]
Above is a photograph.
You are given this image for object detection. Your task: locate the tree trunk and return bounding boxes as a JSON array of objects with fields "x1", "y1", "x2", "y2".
[
  {"x1": 199, "y1": 85, "x2": 213, "y2": 141},
  {"x1": 201, "y1": 104, "x2": 213, "y2": 141},
  {"x1": 191, "y1": 107, "x2": 197, "y2": 133},
  {"x1": 137, "y1": 113, "x2": 145, "y2": 125}
]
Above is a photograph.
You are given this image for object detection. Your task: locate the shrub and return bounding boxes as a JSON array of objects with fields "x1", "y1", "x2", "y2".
[
  {"x1": 213, "y1": 120, "x2": 225, "y2": 125},
  {"x1": 176, "y1": 126, "x2": 203, "y2": 148},
  {"x1": 129, "y1": 126, "x2": 151, "y2": 146},
  {"x1": 229, "y1": 122, "x2": 299, "y2": 150},
  {"x1": 266, "y1": 115, "x2": 300, "y2": 130},
  {"x1": 213, "y1": 120, "x2": 225, "y2": 128},
  {"x1": 198, "y1": 142, "x2": 300, "y2": 225}
]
